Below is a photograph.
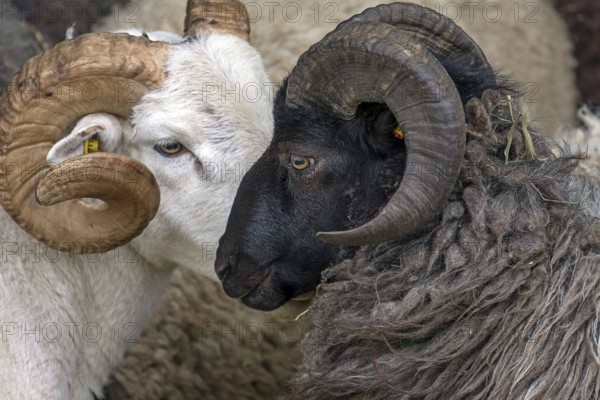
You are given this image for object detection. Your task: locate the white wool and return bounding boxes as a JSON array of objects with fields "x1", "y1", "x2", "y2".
[{"x1": 0, "y1": 29, "x2": 272, "y2": 399}]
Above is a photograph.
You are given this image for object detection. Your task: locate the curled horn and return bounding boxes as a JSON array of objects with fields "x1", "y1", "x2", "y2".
[
  {"x1": 184, "y1": 0, "x2": 251, "y2": 42},
  {"x1": 0, "y1": 33, "x2": 169, "y2": 253},
  {"x1": 287, "y1": 3, "x2": 492, "y2": 246},
  {"x1": 346, "y1": 2, "x2": 496, "y2": 101}
]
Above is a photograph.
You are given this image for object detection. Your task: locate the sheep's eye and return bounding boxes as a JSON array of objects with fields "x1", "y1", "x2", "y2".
[
  {"x1": 155, "y1": 141, "x2": 183, "y2": 156},
  {"x1": 290, "y1": 155, "x2": 313, "y2": 171}
]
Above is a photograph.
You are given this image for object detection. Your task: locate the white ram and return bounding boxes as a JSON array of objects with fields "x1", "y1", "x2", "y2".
[{"x1": 0, "y1": 0, "x2": 272, "y2": 398}]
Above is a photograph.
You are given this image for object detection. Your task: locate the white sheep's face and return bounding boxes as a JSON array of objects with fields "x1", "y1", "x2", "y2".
[{"x1": 46, "y1": 32, "x2": 273, "y2": 279}]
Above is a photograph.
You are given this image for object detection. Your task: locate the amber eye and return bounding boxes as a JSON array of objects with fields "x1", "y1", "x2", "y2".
[
  {"x1": 155, "y1": 141, "x2": 183, "y2": 156},
  {"x1": 290, "y1": 155, "x2": 313, "y2": 171}
]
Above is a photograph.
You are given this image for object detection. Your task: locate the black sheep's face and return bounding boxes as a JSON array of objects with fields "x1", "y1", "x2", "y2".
[
  {"x1": 214, "y1": 1, "x2": 493, "y2": 311},
  {"x1": 215, "y1": 89, "x2": 406, "y2": 310}
]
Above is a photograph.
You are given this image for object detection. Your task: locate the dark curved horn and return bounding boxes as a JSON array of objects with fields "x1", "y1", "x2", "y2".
[
  {"x1": 346, "y1": 2, "x2": 496, "y2": 101},
  {"x1": 286, "y1": 19, "x2": 466, "y2": 246},
  {"x1": 348, "y1": 3, "x2": 493, "y2": 74}
]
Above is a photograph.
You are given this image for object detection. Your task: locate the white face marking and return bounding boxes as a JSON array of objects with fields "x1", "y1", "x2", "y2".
[{"x1": 49, "y1": 32, "x2": 274, "y2": 279}]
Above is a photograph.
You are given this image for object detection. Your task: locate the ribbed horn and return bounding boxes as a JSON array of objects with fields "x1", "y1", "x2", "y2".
[
  {"x1": 286, "y1": 19, "x2": 466, "y2": 246},
  {"x1": 345, "y1": 2, "x2": 495, "y2": 101},
  {"x1": 184, "y1": 0, "x2": 251, "y2": 42},
  {"x1": 0, "y1": 33, "x2": 169, "y2": 253}
]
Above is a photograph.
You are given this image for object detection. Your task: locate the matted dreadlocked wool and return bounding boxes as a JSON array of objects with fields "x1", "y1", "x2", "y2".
[{"x1": 288, "y1": 90, "x2": 600, "y2": 399}]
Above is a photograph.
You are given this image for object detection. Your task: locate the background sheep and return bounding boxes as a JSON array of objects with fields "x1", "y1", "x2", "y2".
[
  {"x1": 216, "y1": 3, "x2": 600, "y2": 398},
  {"x1": 96, "y1": 0, "x2": 577, "y2": 136},
  {"x1": 103, "y1": 269, "x2": 310, "y2": 399}
]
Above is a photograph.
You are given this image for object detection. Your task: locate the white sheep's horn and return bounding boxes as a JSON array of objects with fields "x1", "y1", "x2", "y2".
[
  {"x1": 0, "y1": 33, "x2": 169, "y2": 253},
  {"x1": 184, "y1": 0, "x2": 251, "y2": 42}
]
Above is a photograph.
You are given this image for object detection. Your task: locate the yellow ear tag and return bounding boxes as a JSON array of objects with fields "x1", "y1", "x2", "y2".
[
  {"x1": 83, "y1": 138, "x2": 100, "y2": 154},
  {"x1": 392, "y1": 125, "x2": 405, "y2": 140}
]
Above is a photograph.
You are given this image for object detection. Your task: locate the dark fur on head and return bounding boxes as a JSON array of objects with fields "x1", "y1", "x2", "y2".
[
  {"x1": 215, "y1": 83, "x2": 409, "y2": 310},
  {"x1": 287, "y1": 91, "x2": 600, "y2": 399},
  {"x1": 216, "y1": 57, "x2": 511, "y2": 311}
]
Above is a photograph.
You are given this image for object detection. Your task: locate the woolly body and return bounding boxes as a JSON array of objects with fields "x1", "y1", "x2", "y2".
[
  {"x1": 287, "y1": 91, "x2": 600, "y2": 399},
  {"x1": 0, "y1": 31, "x2": 272, "y2": 399}
]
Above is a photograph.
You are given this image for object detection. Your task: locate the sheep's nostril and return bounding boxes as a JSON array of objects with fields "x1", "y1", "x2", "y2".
[{"x1": 215, "y1": 253, "x2": 236, "y2": 281}]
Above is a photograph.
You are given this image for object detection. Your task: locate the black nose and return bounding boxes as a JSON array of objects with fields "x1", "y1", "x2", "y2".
[{"x1": 215, "y1": 251, "x2": 236, "y2": 281}]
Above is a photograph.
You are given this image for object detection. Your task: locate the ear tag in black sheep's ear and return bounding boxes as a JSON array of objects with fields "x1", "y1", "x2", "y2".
[
  {"x1": 392, "y1": 125, "x2": 405, "y2": 140},
  {"x1": 83, "y1": 138, "x2": 100, "y2": 154}
]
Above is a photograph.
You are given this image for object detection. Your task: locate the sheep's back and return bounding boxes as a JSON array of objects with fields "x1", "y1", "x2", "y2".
[{"x1": 95, "y1": 0, "x2": 577, "y2": 135}]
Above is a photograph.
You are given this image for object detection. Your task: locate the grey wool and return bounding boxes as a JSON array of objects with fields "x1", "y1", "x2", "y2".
[{"x1": 288, "y1": 91, "x2": 600, "y2": 399}]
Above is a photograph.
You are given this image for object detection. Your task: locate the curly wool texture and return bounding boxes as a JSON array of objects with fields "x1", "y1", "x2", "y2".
[
  {"x1": 289, "y1": 91, "x2": 600, "y2": 399},
  {"x1": 103, "y1": 268, "x2": 309, "y2": 400}
]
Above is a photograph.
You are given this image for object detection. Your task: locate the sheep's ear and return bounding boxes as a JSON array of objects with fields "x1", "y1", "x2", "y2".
[
  {"x1": 47, "y1": 113, "x2": 125, "y2": 166},
  {"x1": 360, "y1": 103, "x2": 403, "y2": 157}
]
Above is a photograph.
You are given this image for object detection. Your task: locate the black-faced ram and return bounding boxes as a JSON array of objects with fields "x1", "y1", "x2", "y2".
[{"x1": 216, "y1": 3, "x2": 600, "y2": 398}]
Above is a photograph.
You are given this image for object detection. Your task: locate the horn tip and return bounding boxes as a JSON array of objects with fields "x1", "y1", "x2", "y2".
[
  {"x1": 316, "y1": 231, "x2": 341, "y2": 244},
  {"x1": 316, "y1": 231, "x2": 366, "y2": 246}
]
